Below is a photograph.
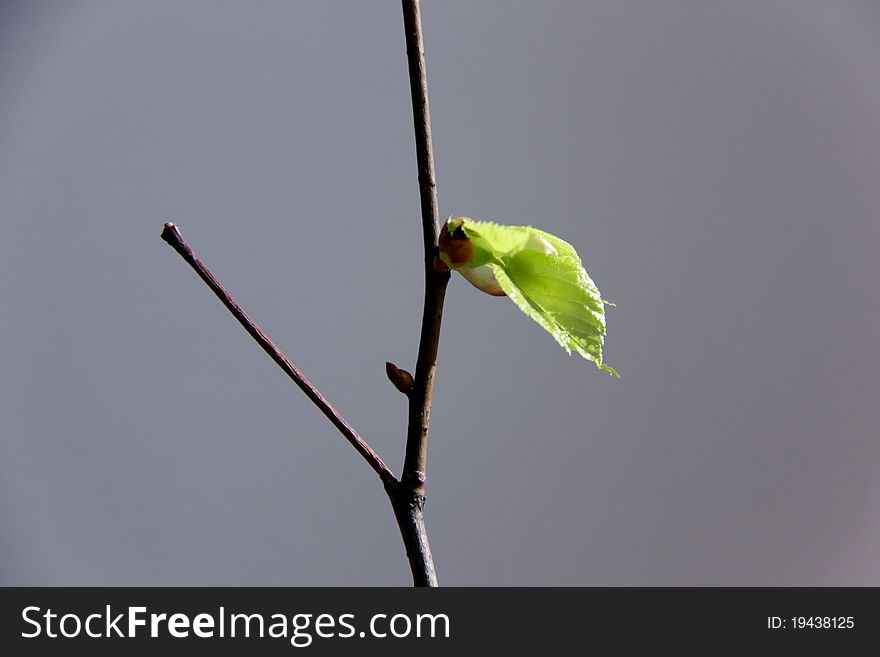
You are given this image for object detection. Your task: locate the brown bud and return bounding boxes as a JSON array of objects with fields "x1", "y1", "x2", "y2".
[
  {"x1": 385, "y1": 361, "x2": 413, "y2": 396},
  {"x1": 438, "y1": 221, "x2": 473, "y2": 266}
]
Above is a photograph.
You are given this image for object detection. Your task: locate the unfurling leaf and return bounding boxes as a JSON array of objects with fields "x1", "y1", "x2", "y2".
[{"x1": 438, "y1": 216, "x2": 618, "y2": 376}]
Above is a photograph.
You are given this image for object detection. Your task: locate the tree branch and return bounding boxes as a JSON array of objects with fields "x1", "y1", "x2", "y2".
[
  {"x1": 160, "y1": 222, "x2": 396, "y2": 485},
  {"x1": 391, "y1": 0, "x2": 448, "y2": 588},
  {"x1": 160, "y1": 0, "x2": 447, "y2": 588},
  {"x1": 400, "y1": 0, "x2": 449, "y2": 494}
]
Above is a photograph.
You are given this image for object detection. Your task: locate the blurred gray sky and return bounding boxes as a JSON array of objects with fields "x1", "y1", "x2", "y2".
[{"x1": 1, "y1": 0, "x2": 879, "y2": 585}]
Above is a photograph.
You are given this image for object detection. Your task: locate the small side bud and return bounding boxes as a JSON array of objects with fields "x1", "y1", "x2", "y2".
[{"x1": 385, "y1": 361, "x2": 413, "y2": 396}]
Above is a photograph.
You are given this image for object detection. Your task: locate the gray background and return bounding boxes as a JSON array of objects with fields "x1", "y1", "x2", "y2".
[{"x1": 1, "y1": 0, "x2": 878, "y2": 586}]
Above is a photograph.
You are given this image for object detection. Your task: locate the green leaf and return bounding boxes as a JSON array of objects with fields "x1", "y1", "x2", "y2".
[{"x1": 440, "y1": 217, "x2": 618, "y2": 376}]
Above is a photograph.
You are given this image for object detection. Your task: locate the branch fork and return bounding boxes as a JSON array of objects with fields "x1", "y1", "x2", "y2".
[{"x1": 160, "y1": 0, "x2": 446, "y2": 587}]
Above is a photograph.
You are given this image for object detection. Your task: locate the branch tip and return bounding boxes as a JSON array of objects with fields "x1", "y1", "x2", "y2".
[{"x1": 160, "y1": 222, "x2": 396, "y2": 485}]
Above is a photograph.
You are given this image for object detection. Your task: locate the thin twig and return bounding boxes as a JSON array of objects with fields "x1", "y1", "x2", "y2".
[
  {"x1": 161, "y1": 0, "x2": 447, "y2": 587},
  {"x1": 391, "y1": 0, "x2": 449, "y2": 587},
  {"x1": 401, "y1": 0, "x2": 450, "y2": 494},
  {"x1": 161, "y1": 222, "x2": 396, "y2": 485}
]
